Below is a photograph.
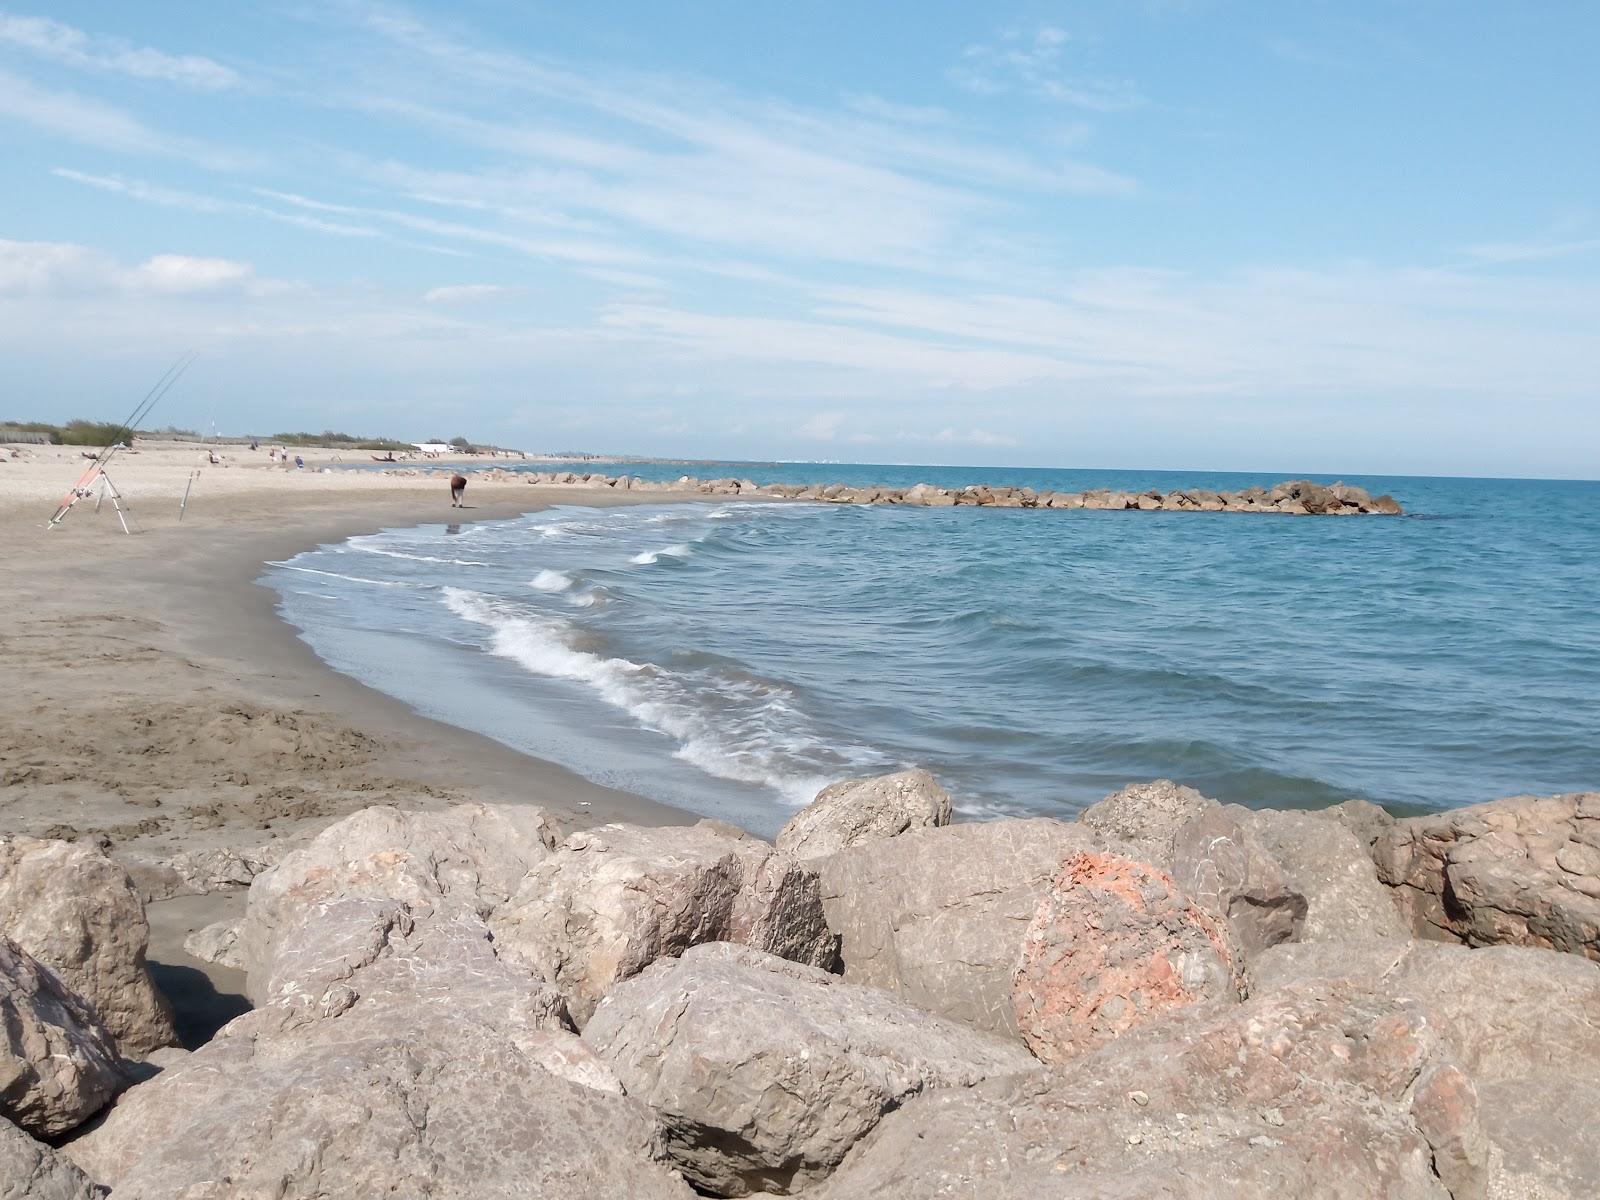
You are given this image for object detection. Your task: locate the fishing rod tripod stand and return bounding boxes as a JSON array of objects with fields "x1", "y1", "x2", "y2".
[{"x1": 47, "y1": 465, "x2": 141, "y2": 535}]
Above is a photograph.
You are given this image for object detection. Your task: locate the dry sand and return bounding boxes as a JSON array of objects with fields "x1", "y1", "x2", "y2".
[{"x1": 0, "y1": 439, "x2": 704, "y2": 1041}]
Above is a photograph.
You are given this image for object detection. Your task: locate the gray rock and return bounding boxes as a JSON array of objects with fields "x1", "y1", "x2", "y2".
[
  {"x1": 0, "y1": 1117, "x2": 105, "y2": 1200},
  {"x1": 1076, "y1": 778, "x2": 1213, "y2": 864},
  {"x1": 0, "y1": 939, "x2": 127, "y2": 1139},
  {"x1": 807, "y1": 981, "x2": 1477, "y2": 1200},
  {"x1": 236, "y1": 803, "x2": 557, "y2": 1000},
  {"x1": 1233, "y1": 806, "x2": 1410, "y2": 944},
  {"x1": 1251, "y1": 941, "x2": 1600, "y2": 1198},
  {"x1": 0, "y1": 837, "x2": 175, "y2": 1055},
  {"x1": 1170, "y1": 805, "x2": 1306, "y2": 955},
  {"x1": 181, "y1": 919, "x2": 243, "y2": 970},
  {"x1": 584, "y1": 943, "x2": 1037, "y2": 1195},
  {"x1": 491, "y1": 820, "x2": 835, "y2": 1025},
  {"x1": 1372, "y1": 793, "x2": 1600, "y2": 958},
  {"x1": 817, "y1": 818, "x2": 1102, "y2": 1035},
  {"x1": 67, "y1": 901, "x2": 684, "y2": 1199},
  {"x1": 775, "y1": 769, "x2": 953, "y2": 860}
]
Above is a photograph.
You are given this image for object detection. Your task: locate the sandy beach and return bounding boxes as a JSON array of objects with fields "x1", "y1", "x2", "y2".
[{"x1": 0, "y1": 439, "x2": 701, "y2": 1038}]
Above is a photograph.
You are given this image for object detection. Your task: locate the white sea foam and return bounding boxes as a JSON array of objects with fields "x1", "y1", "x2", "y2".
[
  {"x1": 441, "y1": 586, "x2": 853, "y2": 803},
  {"x1": 347, "y1": 535, "x2": 488, "y2": 567},
  {"x1": 269, "y1": 563, "x2": 417, "y2": 588},
  {"x1": 530, "y1": 569, "x2": 574, "y2": 592},
  {"x1": 630, "y1": 543, "x2": 692, "y2": 565}
]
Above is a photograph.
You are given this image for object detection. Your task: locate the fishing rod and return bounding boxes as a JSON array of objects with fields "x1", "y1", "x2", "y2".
[{"x1": 47, "y1": 351, "x2": 198, "y2": 531}]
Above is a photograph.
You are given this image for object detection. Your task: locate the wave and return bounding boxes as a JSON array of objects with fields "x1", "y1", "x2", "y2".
[
  {"x1": 441, "y1": 587, "x2": 858, "y2": 804},
  {"x1": 530, "y1": 569, "x2": 574, "y2": 592},
  {"x1": 630, "y1": 543, "x2": 693, "y2": 565},
  {"x1": 347, "y1": 536, "x2": 488, "y2": 567},
  {"x1": 268, "y1": 563, "x2": 419, "y2": 588}
]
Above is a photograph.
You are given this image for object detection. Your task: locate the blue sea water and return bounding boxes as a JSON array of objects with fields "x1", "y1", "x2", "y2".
[{"x1": 266, "y1": 465, "x2": 1600, "y2": 835}]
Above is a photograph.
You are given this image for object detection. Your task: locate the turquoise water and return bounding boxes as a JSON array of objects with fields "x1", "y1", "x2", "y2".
[{"x1": 268, "y1": 466, "x2": 1599, "y2": 834}]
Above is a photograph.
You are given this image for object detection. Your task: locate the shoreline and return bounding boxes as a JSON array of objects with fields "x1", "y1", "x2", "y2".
[{"x1": 1, "y1": 453, "x2": 739, "y2": 1036}]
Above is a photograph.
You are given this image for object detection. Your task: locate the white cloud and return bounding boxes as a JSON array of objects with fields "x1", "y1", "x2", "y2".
[
  {"x1": 131, "y1": 254, "x2": 253, "y2": 293},
  {"x1": 423, "y1": 283, "x2": 516, "y2": 304},
  {"x1": 0, "y1": 13, "x2": 239, "y2": 88},
  {"x1": 951, "y1": 27, "x2": 1144, "y2": 112},
  {"x1": 0, "y1": 238, "x2": 259, "y2": 297}
]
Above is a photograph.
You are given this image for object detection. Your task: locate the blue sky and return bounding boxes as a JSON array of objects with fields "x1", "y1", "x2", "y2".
[{"x1": 1, "y1": 2, "x2": 1596, "y2": 475}]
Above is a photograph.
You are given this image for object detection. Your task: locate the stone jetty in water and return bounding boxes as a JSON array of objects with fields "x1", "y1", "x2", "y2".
[
  {"x1": 6, "y1": 775, "x2": 1597, "y2": 1197},
  {"x1": 382, "y1": 468, "x2": 1406, "y2": 516}
]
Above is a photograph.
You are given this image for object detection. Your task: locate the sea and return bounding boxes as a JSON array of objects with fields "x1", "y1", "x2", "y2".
[{"x1": 265, "y1": 464, "x2": 1600, "y2": 836}]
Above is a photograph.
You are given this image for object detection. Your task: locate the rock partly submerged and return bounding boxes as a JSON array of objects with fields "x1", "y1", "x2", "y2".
[{"x1": 414, "y1": 469, "x2": 1406, "y2": 516}]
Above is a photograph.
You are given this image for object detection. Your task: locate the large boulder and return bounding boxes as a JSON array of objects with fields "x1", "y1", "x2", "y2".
[
  {"x1": 1235, "y1": 806, "x2": 1410, "y2": 944},
  {"x1": 1372, "y1": 793, "x2": 1600, "y2": 958},
  {"x1": 1, "y1": 939, "x2": 127, "y2": 1139},
  {"x1": 236, "y1": 803, "x2": 557, "y2": 1000},
  {"x1": 775, "y1": 769, "x2": 952, "y2": 860},
  {"x1": 67, "y1": 901, "x2": 689, "y2": 1199},
  {"x1": 1252, "y1": 940, "x2": 1600, "y2": 1197},
  {"x1": 807, "y1": 981, "x2": 1480, "y2": 1200},
  {"x1": 1169, "y1": 805, "x2": 1307, "y2": 954},
  {"x1": 816, "y1": 818, "x2": 1102, "y2": 1035},
  {"x1": 1013, "y1": 852, "x2": 1244, "y2": 1064},
  {"x1": 0, "y1": 837, "x2": 175, "y2": 1054},
  {"x1": 490, "y1": 820, "x2": 835, "y2": 1025},
  {"x1": 1, "y1": 1117, "x2": 104, "y2": 1200},
  {"x1": 1076, "y1": 778, "x2": 1212, "y2": 863},
  {"x1": 584, "y1": 943, "x2": 1037, "y2": 1196}
]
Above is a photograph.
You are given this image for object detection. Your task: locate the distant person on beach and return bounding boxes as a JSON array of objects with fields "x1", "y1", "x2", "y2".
[{"x1": 450, "y1": 473, "x2": 468, "y2": 507}]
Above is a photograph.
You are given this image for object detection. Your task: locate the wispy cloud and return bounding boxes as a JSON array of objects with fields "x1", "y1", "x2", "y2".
[
  {"x1": 1464, "y1": 235, "x2": 1600, "y2": 265},
  {"x1": 0, "y1": 12, "x2": 239, "y2": 89},
  {"x1": 422, "y1": 283, "x2": 517, "y2": 304},
  {"x1": 951, "y1": 27, "x2": 1144, "y2": 112},
  {"x1": 53, "y1": 168, "x2": 382, "y2": 237}
]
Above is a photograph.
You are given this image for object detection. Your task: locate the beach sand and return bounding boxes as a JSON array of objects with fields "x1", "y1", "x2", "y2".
[{"x1": 0, "y1": 439, "x2": 701, "y2": 1040}]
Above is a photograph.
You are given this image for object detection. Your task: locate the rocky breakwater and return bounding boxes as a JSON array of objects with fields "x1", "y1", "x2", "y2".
[
  {"x1": 7, "y1": 778, "x2": 1598, "y2": 1197},
  {"x1": 389, "y1": 466, "x2": 1406, "y2": 516}
]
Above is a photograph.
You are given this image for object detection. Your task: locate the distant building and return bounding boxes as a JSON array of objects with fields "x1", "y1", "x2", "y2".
[{"x1": 412, "y1": 442, "x2": 452, "y2": 454}]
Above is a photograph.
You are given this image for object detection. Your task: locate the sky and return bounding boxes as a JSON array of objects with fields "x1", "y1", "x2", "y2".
[{"x1": 1, "y1": 2, "x2": 1596, "y2": 476}]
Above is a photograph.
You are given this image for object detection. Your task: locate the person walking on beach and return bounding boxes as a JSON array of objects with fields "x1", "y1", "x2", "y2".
[{"x1": 450, "y1": 473, "x2": 468, "y2": 507}]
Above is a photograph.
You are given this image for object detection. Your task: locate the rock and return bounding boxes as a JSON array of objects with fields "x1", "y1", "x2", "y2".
[
  {"x1": 236, "y1": 803, "x2": 557, "y2": 999},
  {"x1": 1251, "y1": 941, "x2": 1600, "y2": 1197},
  {"x1": 817, "y1": 818, "x2": 1102, "y2": 1035},
  {"x1": 0, "y1": 939, "x2": 127, "y2": 1139},
  {"x1": 0, "y1": 837, "x2": 175, "y2": 1054},
  {"x1": 584, "y1": 943, "x2": 1036, "y2": 1195},
  {"x1": 1372, "y1": 792, "x2": 1600, "y2": 959},
  {"x1": 491, "y1": 820, "x2": 835, "y2": 1025},
  {"x1": 181, "y1": 919, "x2": 243, "y2": 970},
  {"x1": 1076, "y1": 778, "x2": 1213, "y2": 863},
  {"x1": 1233, "y1": 806, "x2": 1409, "y2": 944},
  {"x1": 808, "y1": 980, "x2": 1478, "y2": 1200},
  {"x1": 775, "y1": 769, "x2": 953, "y2": 860},
  {"x1": 65, "y1": 894, "x2": 687, "y2": 1199},
  {"x1": 1169, "y1": 805, "x2": 1306, "y2": 955},
  {"x1": 0, "y1": 1117, "x2": 105, "y2": 1200},
  {"x1": 1329, "y1": 797, "x2": 1396, "y2": 848},
  {"x1": 120, "y1": 845, "x2": 284, "y2": 904},
  {"x1": 1013, "y1": 852, "x2": 1244, "y2": 1063}
]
